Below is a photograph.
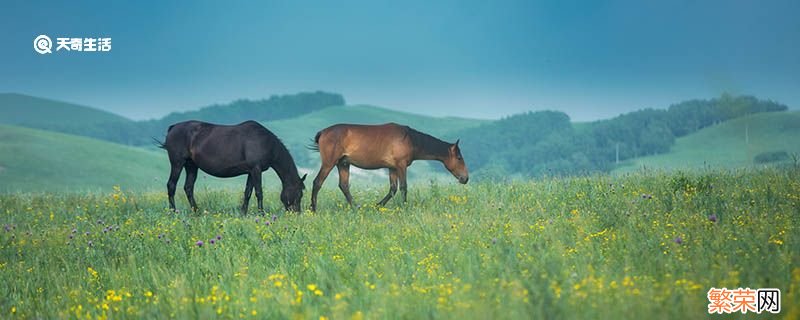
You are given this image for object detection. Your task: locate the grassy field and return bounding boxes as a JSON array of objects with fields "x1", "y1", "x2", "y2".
[
  {"x1": 0, "y1": 125, "x2": 169, "y2": 193},
  {"x1": 615, "y1": 111, "x2": 800, "y2": 174},
  {"x1": 1, "y1": 168, "x2": 797, "y2": 319}
]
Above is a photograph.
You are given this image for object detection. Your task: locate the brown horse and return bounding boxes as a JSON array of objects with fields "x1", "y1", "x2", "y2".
[{"x1": 309, "y1": 123, "x2": 468, "y2": 211}]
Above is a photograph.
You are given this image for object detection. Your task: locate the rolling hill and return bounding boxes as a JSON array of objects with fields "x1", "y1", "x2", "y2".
[
  {"x1": 0, "y1": 125, "x2": 165, "y2": 192},
  {"x1": 0, "y1": 93, "x2": 132, "y2": 127},
  {"x1": 264, "y1": 104, "x2": 486, "y2": 147},
  {"x1": 0, "y1": 125, "x2": 260, "y2": 193},
  {"x1": 613, "y1": 111, "x2": 800, "y2": 173}
]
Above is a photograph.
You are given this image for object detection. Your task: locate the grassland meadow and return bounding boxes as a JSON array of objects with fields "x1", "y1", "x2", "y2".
[{"x1": 1, "y1": 168, "x2": 798, "y2": 319}]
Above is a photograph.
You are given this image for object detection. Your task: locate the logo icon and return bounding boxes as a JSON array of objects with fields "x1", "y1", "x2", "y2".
[{"x1": 34, "y1": 35, "x2": 52, "y2": 54}]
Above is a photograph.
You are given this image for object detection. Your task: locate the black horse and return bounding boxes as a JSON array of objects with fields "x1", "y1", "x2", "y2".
[{"x1": 159, "y1": 120, "x2": 306, "y2": 213}]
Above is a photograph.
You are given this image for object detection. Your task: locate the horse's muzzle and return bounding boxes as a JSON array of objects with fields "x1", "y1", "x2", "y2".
[{"x1": 458, "y1": 176, "x2": 469, "y2": 184}]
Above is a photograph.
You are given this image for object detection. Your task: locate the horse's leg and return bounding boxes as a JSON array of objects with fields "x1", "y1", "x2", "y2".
[
  {"x1": 311, "y1": 163, "x2": 335, "y2": 212},
  {"x1": 241, "y1": 174, "x2": 254, "y2": 214},
  {"x1": 397, "y1": 166, "x2": 409, "y2": 203},
  {"x1": 183, "y1": 162, "x2": 199, "y2": 212},
  {"x1": 166, "y1": 161, "x2": 184, "y2": 212},
  {"x1": 377, "y1": 169, "x2": 398, "y2": 206},
  {"x1": 252, "y1": 168, "x2": 265, "y2": 213},
  {"x1": 336, "y1": 162, "x2": 354, "y2": 206}
]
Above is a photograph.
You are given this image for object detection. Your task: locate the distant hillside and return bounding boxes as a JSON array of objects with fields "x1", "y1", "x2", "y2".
[
  {"x1": 0, "y1": 91, "x2": 346, "y2": 145},
  {"x1": 266, "y1": 104, "x2": 486, "y2": 145},
  {"x1": 156, "y1": 91, "x2": 344, "y2": 125},
  {"x1": 613, "y1": 111, "x2": 800, "y2": 173},
  {"x1": 0, "y1": 125, "x2": 257, "y2": 193},
  {"x1": 453, "y1": 94, "x2": 788, "y2": 179},
  {"x1": 0, "y1": 93, "x2": 132, "y2": 127},
  {"x1": 0, "y1": 125, "x2": 166, "y2": 192}
]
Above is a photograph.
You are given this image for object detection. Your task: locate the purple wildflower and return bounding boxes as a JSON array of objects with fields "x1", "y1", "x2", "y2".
[
  {"x1": 196, "y1": 240, "x2": 204, "y2": 247},
  {"x1": 255, "y1": 218, "x2": 260, "y2": 224},
  {"x1": 69, "y1": 234, "x2": 74, "y2": 239},
  {"x1": 88, "y1": 240, "x2": 93, "y2": 247},
  {"x1": 265, "y1": 221, "x2": 271, "y2": 226},
  {"x1": 271, "y1": 214, "x2": 278, "y2": 222},
  {"x1": 210, "y1": 239, "x2": 216, "y2": 245},
  {"x1": 708, "y1": 214, "x2": 718, "y2": 223},
  {"x1": 674, "y1": 236, "x2": 683, "y2": 245},
  {"x1": 85, "y1": 231, "x2": 90, "y2": 236},
  {"x1": 216, "y1": 235, "x2": 222, "y2": 241},
  {"x1": 71, "y1": 228, "x2": 77, "y2": 234}
]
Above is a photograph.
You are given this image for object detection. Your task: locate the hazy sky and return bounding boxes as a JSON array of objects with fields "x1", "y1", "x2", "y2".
[{"x1": 2, "y1": 0, "x2": 799, "y2": 121}]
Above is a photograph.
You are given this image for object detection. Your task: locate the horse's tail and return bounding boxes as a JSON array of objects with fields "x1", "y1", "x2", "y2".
[
  {"x1": 152, "y1": 137, "x2": 167, "y2": 149},
  {"x1": 306, "y1": 131, "x2": 322, "y2": 152},
  {"x1": 153, "y1": 124, "x2": 175, "y2": 149}
]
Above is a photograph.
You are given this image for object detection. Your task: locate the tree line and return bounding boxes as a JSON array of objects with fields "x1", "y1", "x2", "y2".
[
  {"x1": 450, "y1": 94, "x2": 788, "y2": 179},
  {"x1": 42, "y1": 91, "x2": 345, "y2": 146}
]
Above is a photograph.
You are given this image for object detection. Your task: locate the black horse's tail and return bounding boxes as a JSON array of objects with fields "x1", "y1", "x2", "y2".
[
  {"x1": 153, "y1": 124, "x2": 175, "y2": 149},
  {"x1": 306, "y1": 131, "x2": 322, "y2": 152},
  {"x1": 152, "y1": 137, "x2": 167, "y2": 149}
]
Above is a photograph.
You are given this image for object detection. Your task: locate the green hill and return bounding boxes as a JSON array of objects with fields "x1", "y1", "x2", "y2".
[
  {"x1": 264, "y1": 104, "x2": 487, "y2": 146},
  {"x1": 0, "y1": 93, "x2": 132, "y2": 126},
  {"x1": 0, "y1": 125, "x2": 261, "y2": 193},
  {"x1": 0, "y1": 125, "x2": 164, "y2": 192},
  {"x1": 614, "y1": 111, "x2": 800, "y2": 173}
]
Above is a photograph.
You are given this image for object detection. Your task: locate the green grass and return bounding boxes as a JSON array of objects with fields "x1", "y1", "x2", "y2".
[
  {"x1": 614, "y1": 111, "x2": 800, "y2": 174},
  {"x1": 0, "y1": 93, "x2": 132, "y2": 127},
  {"x1": 0, "y1": 125, "x2": 166, "y2": 193},
  {"x1": 1, "y1": 169, "x2": 797, "y2": 319}
]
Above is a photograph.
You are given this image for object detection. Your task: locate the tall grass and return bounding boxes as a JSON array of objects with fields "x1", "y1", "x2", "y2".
[{"x1": 1, "y1": 169, "x2": 798, "y2": 319}]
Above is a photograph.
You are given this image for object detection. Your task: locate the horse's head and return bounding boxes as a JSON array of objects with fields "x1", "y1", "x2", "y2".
[
  {"x1": 444, "y1": 140, "x2": 469, "y2": 184},
  {"x1": 281, "y1": 173, "x2": 307, "y2": 212}
]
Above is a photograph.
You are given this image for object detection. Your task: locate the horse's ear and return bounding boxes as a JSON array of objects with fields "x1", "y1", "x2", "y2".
[
  {"x1": 455, "y1": 139, "x2": 460, "y2": 146},
  {"x1": 301, "y1": 173, "x2": 307, "y2": 182}
]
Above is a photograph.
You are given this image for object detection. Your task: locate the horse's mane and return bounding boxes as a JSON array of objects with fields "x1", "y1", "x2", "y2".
[{"x1": 404, "y1": 126, "x2": 450, "y2": 158}]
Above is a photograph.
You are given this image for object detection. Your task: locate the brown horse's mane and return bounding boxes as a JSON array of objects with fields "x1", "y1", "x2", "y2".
[{"x1": 404, "y1": 126, "x2": 451, "y2": 159}]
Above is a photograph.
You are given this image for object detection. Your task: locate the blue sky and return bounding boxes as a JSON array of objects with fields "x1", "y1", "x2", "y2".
[{"x1": 1, "y1": 0, "x2": 798, "y2": 121}]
